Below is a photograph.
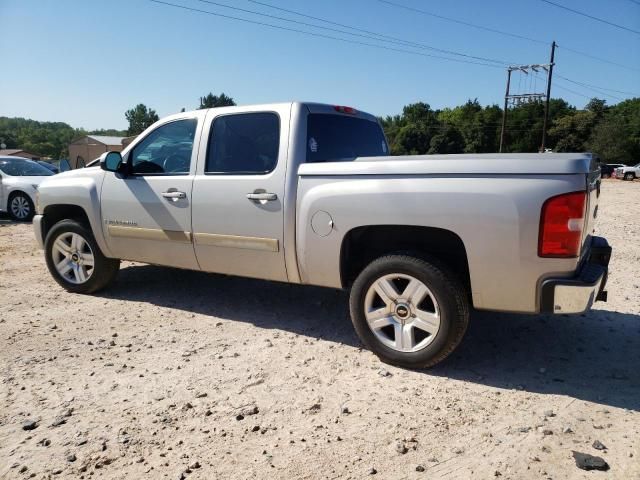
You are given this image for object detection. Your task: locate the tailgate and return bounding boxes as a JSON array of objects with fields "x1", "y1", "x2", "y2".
[{"x1": 581, "y1": 162, "x2": 601, "y2": 259}]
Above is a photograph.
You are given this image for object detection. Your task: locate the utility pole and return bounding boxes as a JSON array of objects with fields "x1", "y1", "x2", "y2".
[
  {"x1": 540, "y1": 41, "x2": 556, "y2": 152},
  {"x1": 499, "y1": 53, "x2": 554, "y2": 153},
  {"x1": 499, "y1": 69, "x2": 511, "y2": 153}
]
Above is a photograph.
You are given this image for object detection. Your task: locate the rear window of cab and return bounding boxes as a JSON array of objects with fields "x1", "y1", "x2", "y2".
[{"x1": 306, "y1": 114, "x2": 389, "y2": 163}]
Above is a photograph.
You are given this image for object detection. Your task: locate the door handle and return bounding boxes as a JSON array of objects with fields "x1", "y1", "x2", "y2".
[
  {"x1": 162, "y1": 190, "x2": 186, "y2": 201},
  {"x1": 246, "y1": 192, "x2": 277, "y2": 201}
]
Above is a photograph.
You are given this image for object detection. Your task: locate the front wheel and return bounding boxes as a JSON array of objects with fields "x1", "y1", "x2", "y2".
[
  {"x1": 8, "y1": 192, "x2": 34, "y2": 221},
  {"x1": 44, "y1": 219, "x2": 120, "y2": 294},
  {"x1": 624, "y1": 173, "x2": 635, "y2": 181},
  {"x1": 349, "y1": 255, "x2": 469, "y2": 368}
]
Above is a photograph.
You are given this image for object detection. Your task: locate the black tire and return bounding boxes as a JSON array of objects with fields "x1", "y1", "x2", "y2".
[
  {"x1": 624, "y1": 173, "x2": 635, "y2": 181},
  {"x1": 8, "y1": 192, "x2": 34, "y2": 221},
  {"x1": 44, "y1": 219, "x2": 120, "y2": 294},
  {"x1": 349, "y1": 255, "x2": 469, "y2": 369}
]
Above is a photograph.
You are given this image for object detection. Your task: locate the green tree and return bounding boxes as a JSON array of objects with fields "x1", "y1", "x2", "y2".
[
  {"x1": 548, "y1": 110, "x2": 597, "y2": 152},
  {"x1": 428, "y1": 124, "x2": 464, "y2": 154},
  {"x1": 586, "y1": 98, "x2": 640, "y2": 164},
  {"x1": 393, "y1": 123, "x2": 431, "y2": 155},
  {"x1": 585, "y1": 98, "x2": 607, "y2": 118},
  {"x1": 125, "y1": 104, "x2": 159, "y2": 136},
  {"x1": 89, "y1": 128, "x2": 127, "y2": 136},
  {"x1": 437, "y1": 99, "x2": 502, "y2": 153},
  {"x1": 587, "y1": 116, "x2": 633, "y2": 163},
  {"x1": 198, "y1": 92, "x2": 236, "y2": 109},
  {"x1": 0, "y1": 117, "x2": 87, "y2": 158},
  {"x1": 384, "y1": 102, "x2": 440, "y2": 155}
]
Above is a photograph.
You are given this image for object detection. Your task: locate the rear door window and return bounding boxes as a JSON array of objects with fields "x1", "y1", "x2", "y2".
[
  {"x1": 306, "y1": 114, "x2": 388, "y2": 162},
  {"x1": 206, "y1": 112, "x2": 280, "y2": 174}
]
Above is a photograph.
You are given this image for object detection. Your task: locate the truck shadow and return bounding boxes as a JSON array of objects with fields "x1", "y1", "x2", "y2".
[{"x1": 102, "y1": 264, "x2": 640, "y2": 412}]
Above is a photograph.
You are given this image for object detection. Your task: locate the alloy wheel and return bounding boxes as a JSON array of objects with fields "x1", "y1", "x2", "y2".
[
  {"x1": 364, "y1": 273, "x2": 441, "y2": 353},
  {"x1": 51, "y1": 232, "x2": 95, "y2": 284}
]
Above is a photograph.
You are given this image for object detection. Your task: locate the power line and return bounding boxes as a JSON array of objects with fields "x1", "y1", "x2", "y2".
[
  {"x1": 195, "y1": 0, "x2": 510, "y2": 65},
  {"x1": 553, "y1": 82, "x2": 595, "y2": 100},
  {"x1": 539, "y1": 0, "x2": 640, "y2": 35},
  {"x1": 556, "y1": 78, "x2": 623, "y2": 101},
  {"x1": 376, "y1": 0, "x2": 547, "y2": 44},
  {"x1": 149, "y1": 0, "x2": 504, "y2": 68},
  {"x1": 556, "y1": 75, "x2": 638, "y2": 98},
  {"x1": 247, "y1": 0, "x2": 515, "y2": 64},
  {"x1": 376, "y1": 0, "x2": 640, "y2": 72},
  {"x1": 557, "y1": 45, "x2": 640, "y2": 73},
  {"x1": 250, "y1": 0, "x2": 640, "y2": 74},
  {"x1": 247, "y1": 0, "x2": 404, "y2": 40}
]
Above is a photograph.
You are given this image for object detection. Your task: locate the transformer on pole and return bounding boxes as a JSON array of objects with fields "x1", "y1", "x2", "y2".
[{"x1": 499, "y1": 41, "x2": 556, "y2": 153}]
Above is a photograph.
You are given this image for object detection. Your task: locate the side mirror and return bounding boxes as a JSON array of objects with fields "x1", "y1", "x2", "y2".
[{"x1": 100, "y1": 151, "x2": 124, "y2": 173}]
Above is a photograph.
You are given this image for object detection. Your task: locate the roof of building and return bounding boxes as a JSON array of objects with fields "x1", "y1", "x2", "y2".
[
  {"x1": 86, "y1": 135, "x2": 126, "y2": 146},
  {"x1": 0, "y1": 149, "x2": 28, "y2": 155}
]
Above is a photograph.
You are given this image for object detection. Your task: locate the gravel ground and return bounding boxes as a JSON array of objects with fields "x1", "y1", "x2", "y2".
[{"x1": 1, "y1": 179, "x2": 639, "y2": 479}]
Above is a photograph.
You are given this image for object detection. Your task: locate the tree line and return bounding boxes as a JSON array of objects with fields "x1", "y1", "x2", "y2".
[
  {"x1": 382, "y1": 97, "x2": 639, "y2": 164},
  {"x1": 0, "y1": 92, "x2": 236, "y2": 159},
  {"x1": 1, "y1": 92, "x2": 638, "y2": 164}
]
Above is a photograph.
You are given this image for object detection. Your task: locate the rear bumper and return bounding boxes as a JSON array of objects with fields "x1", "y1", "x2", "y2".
[
  {"x1": 540, "y1": 236, "x2": 611, "y2": 314},
  {"x1": 33, "y1": 214, "x2": 45, "y2": 249}
]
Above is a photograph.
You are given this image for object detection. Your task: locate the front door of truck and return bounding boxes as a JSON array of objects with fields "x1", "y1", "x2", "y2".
[
  {"x1": 191, "y1": 106, "x2": 290, "y2": 281},
  {"x1": 101, "y1": 113, "x2": 205, "y2": 269}
]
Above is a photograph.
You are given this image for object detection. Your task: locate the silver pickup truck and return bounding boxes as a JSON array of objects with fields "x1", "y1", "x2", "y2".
[{"x1": 33, "y1": 102, "x2": 611, "y2": 368}]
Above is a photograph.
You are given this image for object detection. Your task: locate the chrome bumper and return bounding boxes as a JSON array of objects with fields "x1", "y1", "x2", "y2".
[
  {"x1": 33, "y1": 214, "x2": 45, "y2": 249},
  {"x1": 540, "y1": 236, "x2": 611, "y2": 314}
]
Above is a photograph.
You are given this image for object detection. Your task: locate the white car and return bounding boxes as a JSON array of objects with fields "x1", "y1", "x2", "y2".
[
  {"x1": 0, "y1": 156, "x2": 55, "y2": 221},
  {"x1": 615, "y1": 163, "x2": 640, "y2": 181}
]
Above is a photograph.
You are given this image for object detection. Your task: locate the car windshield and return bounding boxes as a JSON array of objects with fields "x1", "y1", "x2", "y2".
[{"x1": 0, "y1": 158, "x2": 54, "y2": 176}]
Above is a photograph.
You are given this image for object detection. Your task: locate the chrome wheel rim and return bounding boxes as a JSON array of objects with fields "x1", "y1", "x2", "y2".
[
  {"x1": 364, "y1": 273, "x2": 441, "y2": 353},
  {"x1": 51, "y1": 232, "x2": 94, "y2": 284},
  {"x1": 11, "y1": 196, "x2": 31, "y2": 219}
]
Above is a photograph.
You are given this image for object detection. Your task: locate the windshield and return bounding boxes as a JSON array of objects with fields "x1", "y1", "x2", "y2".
[
  {"x1": 0, "y1": 158, "x2": 55, "y2": 176},
  {"x1": 306, "y1": 114, "x2": 388, "y2": 162}
]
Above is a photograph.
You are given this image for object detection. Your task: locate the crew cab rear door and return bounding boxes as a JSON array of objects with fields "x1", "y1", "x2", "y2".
[
  {"x1": 191, "y1": 104, "x2": 290, "y2": 281},
  {"x1": 100, "y1": 112, "x2": 205, "y2": 269}
]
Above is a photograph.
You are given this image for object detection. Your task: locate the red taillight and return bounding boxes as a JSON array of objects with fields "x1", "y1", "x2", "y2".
[
  {"x1": 538, "y1": 191, "x2": 586, "y2": 258},
  {"x1": 334, "y1": 105, "x2": 357, "y2": 115}
]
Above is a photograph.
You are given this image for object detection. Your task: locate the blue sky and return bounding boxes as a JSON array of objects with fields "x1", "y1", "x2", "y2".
[{"x1": 1, "y1": 0, "x2": 638, "y2": 130}]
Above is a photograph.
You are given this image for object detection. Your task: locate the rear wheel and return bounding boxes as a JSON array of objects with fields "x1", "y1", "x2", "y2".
[
  {"x1": 349, "y1": 255, "x2": 469, "y2": 368},
  {"x1": 8, "y1": 192, "x2": 34, "y2": 221},
  {"x1": 44, "y1": 219, "x2": 119, "y2": 293},
  {"x1": 624, "y1": 172, "x2": 635, "y2": 181}
]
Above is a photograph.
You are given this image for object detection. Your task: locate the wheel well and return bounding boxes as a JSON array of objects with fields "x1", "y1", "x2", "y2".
[
  {"x1": 340, "y1": 225, "x2": 470, "y2": 292},
  {"x1": 42, "y1": 204, "x2": 91, "y2": 239},
  {"x1": 8, "y1": 190, "x2": 30, "y2": 202}
]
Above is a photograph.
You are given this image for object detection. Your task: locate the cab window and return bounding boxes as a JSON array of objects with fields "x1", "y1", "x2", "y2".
[{"x1": 130, "y1": 119, "x2": 197, "y2": 175}]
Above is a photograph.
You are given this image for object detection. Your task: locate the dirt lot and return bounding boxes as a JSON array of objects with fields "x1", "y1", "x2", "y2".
[{"x1": 1, "y1": 180, "x2": 638, "y2": 479}]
